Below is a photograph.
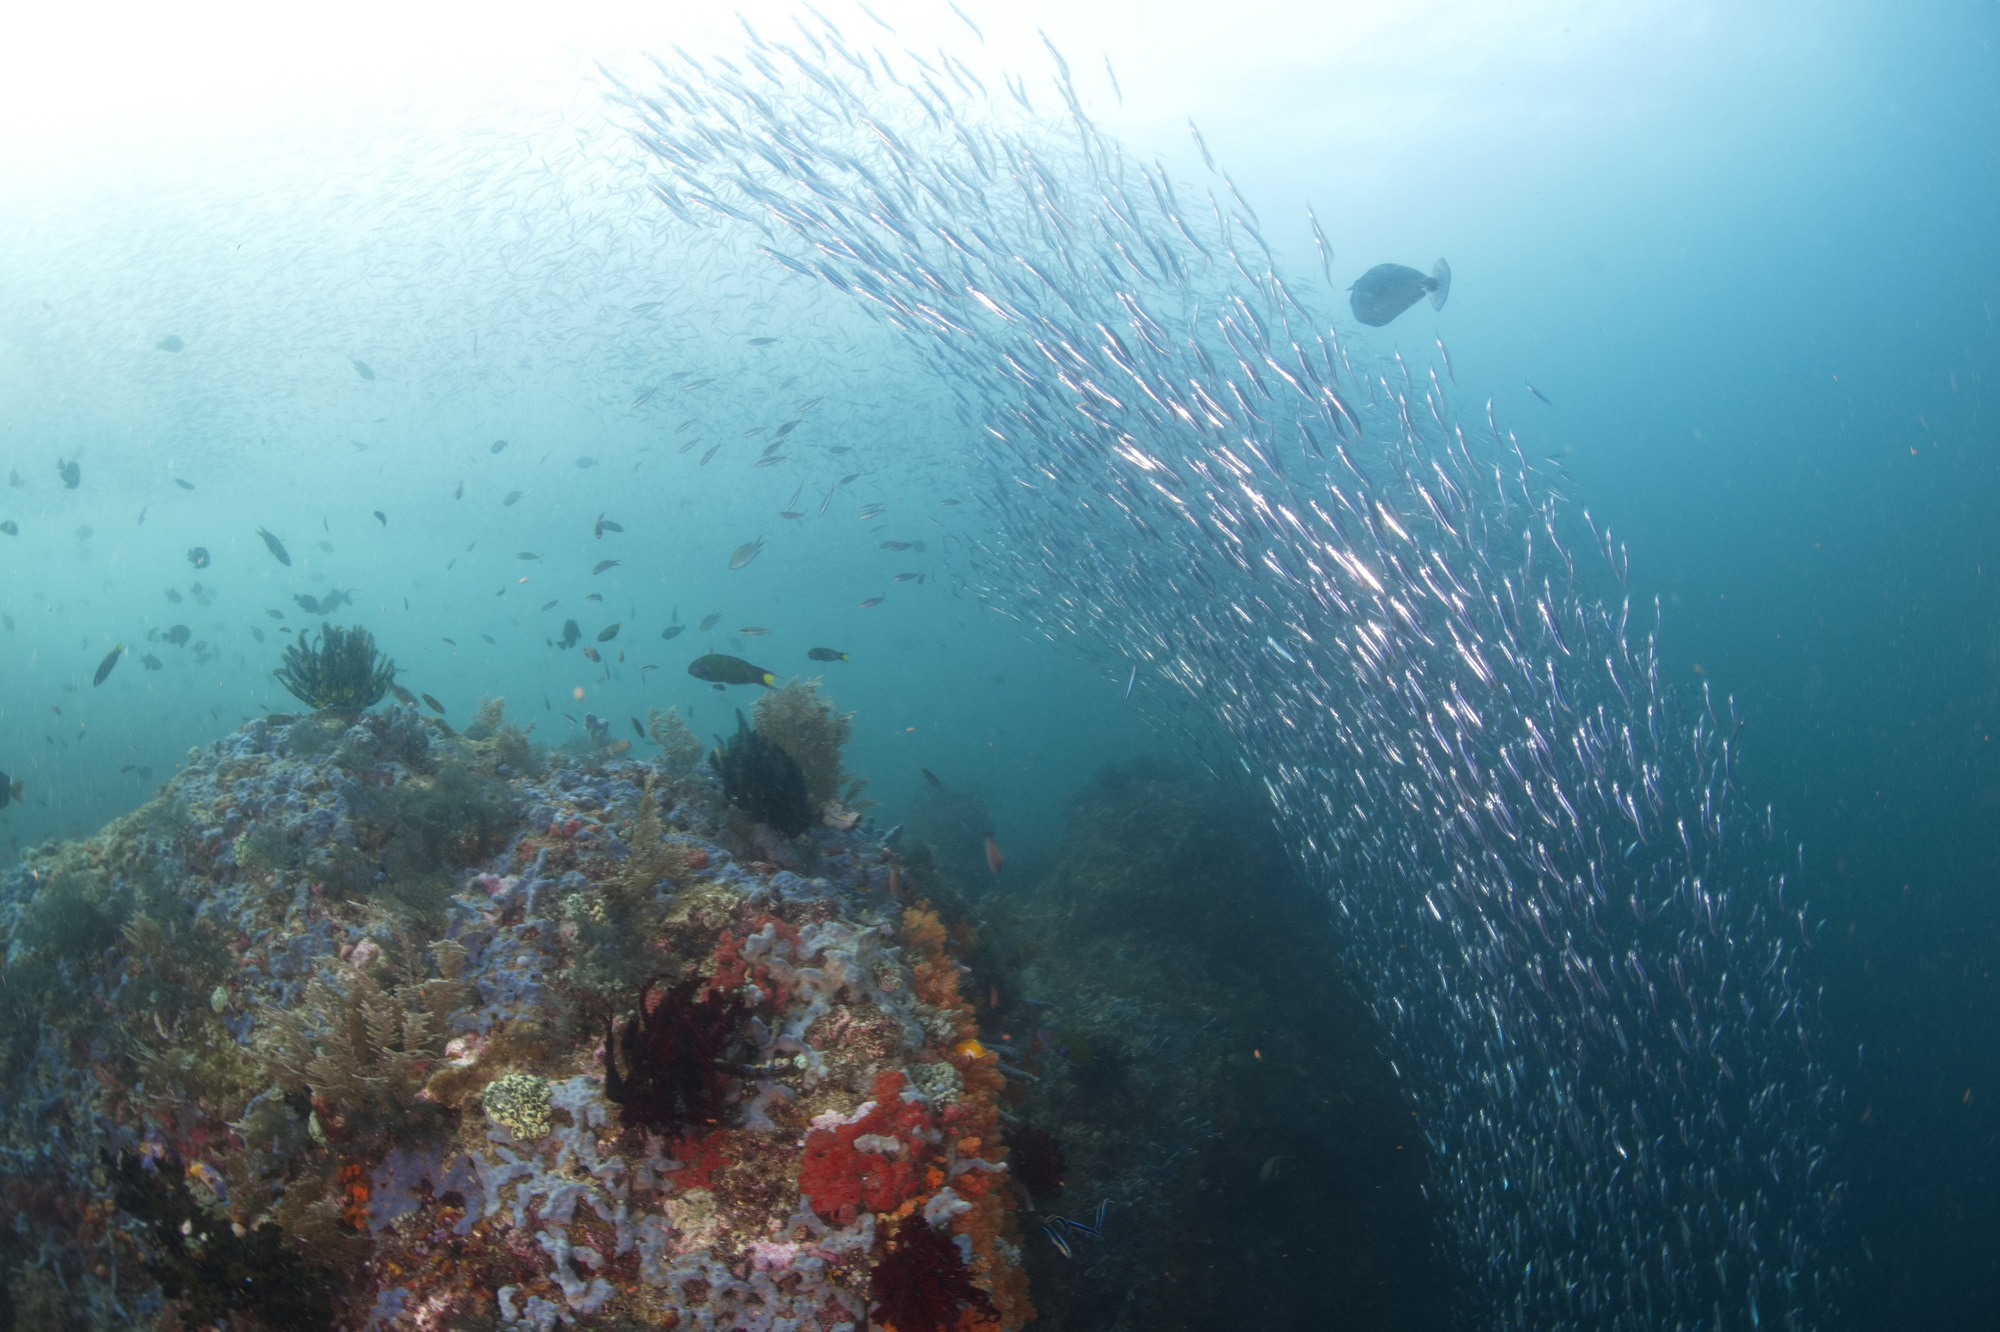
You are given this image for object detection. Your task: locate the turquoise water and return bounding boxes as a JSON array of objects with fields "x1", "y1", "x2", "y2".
[{"x1": 2, "y1": 2, "x2": 1996, "y2": 1326}]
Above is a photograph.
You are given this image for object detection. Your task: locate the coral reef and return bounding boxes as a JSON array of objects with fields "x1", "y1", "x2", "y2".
[
  {"x1": 0, "y1": 703, "x2": 1030, "y2": 1330},
  {"x1": 273, "y1": 623, "x2": 397, "y2": 711},
  {"x1": 711, "y1": 708, "x2": 813, "y2": 837}
]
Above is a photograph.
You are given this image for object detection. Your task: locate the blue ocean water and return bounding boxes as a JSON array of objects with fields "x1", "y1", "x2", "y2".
[{"x1": 0, "y1": 1, "x2": 1995, "y2": 1326}]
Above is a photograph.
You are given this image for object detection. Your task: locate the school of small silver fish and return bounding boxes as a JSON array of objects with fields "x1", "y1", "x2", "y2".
[{"x1": 606, "y1": 17, "x2": 1842, "y2": 1329}]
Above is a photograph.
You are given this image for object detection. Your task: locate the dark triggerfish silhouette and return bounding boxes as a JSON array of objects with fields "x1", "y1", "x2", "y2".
[{"x1": 1348, "y1": 259, "x2": 1451, "y2": 326}]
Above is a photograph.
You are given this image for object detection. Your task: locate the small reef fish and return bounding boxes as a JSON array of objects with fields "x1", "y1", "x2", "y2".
[
  {"x1": 0, "y1": 771, "x2": 23, "y2": 808},
  {"x1": 165, "y1": 625, "x2": 191, "y2": 646},
  {"x1": 421, "y1": 693, "x2": 446, "y2": 714},
  {"x1": 93, "y1": 645, "x2": 125, "y2": 687},
  {"x1": 57, "y1": 459, "x2": 80, "y2": 489},
  {"x1": 140, "y1": 653, "x2": 162, "y2": 671},
  {"x1": 597, "y1": 623, "x2": 622, "y2": 642},
  {"x1": 807, "y1": 647, "x2": 849, "y2": 662},
  {"x1": 174, "y1": 478, "x2": 195, "y2": 490},
  {"x1": 503, "y1": 490, "x2": 523, "y2": 506},
  {"x1": 594, "y1": 513, "x2": 624, "y2": 538},
  {"x1": 631, "y1": 717, "x2": 646, "y2": 738},
  {"x1": 1526, "y1": 381, "x2": 1553, "y2": 406},
  {"x1": 879, "y1": 540, "x2": 925, "y2": 552},
  {"x1": 157, "y1": 335, "x2": 184, "y2": 352},
  {"x1": 540, "y1": 599, "x2": 559, "y2": 611},
  {"x1": 581, "y1": 646, "x2": 602, "y2": 663},
  {"x1": 922, "y1": 769, "x2": 946, "y2": 792},
  {"x1": 687, "y1": 654, "x2": 776, "y2": 688},
  {"x1": 518, "y1": 552, "x2": 540, "y2": 561},
  {"x1": 858, "y1": 504, "x2": 887, "y2": 520},
  {"x1": 490, "y1": 439, "x2": 509, "y2": 454},
  {"x1": 187, "y1": 547, "x2": 209, "y2": 568},
  {"x1": 265, "y1": 609, "x2": 285, "y2": 620},
  {"x1": 728, "y1": 537, "x2": 766, "y2": 569},
  {"x1": 575, "y1": 456, "x2": 598, "y2": 469},
  {"x1": 983, "y1": 831, "x2": 1005, "y2": 875},
  {"x1": 1124, "y1": 665, "x2": 1137, "y2": 700},
  {"x1": 255, "y1": 527, "x2": 291, "y2": 566},
  {"x1": 390, "y1": 683, "x2": 418, "y2": 707},
  {"x1": 558, "y1": 620, "x2": 582, "y2": 649},
  {"x1": 857, "y1": 596, "x2": 885, "y2": 609},
  {"x1": 749, "y1": 337, "x2": 777, "y2": 346},
  {"x1": 352, "y1": 358, "x2": 375, "y2": 380},
  {"x1": 0, "y1": 522, "x2": 15, "y2": 537},
  {"x1": 661, "y1": 625, "x2": 685, "y2": 640},
  {"x1": 737, "y1": 627, "x2": 771, "y2": 637},
  {"x1": 892, "y1": 572, "x2": 925, "y2": 583},
  {"x1": 592, "y1": 560, "x2": 620, "y2": 575},
  {"x1": 1347, "y1": 258, "x2": 1451, "y2": 327},
  {"x1": 699, "y1": 613, "x2": 723, "y2": 631},
  {"x1": 373, "y1": 510, "x2": 387, "y2": 526},
  {"x1": 778, "y1": 510, "x2": 806, "y2": 520}
]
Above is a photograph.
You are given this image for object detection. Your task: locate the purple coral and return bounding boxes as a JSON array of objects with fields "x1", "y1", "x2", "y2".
[
  {"x1": 604, "y1": 976, "x2": 748, "y2": 1136},
  {"x1": 869, "y1": 1216, "x2": 996, "y2": 1332}
]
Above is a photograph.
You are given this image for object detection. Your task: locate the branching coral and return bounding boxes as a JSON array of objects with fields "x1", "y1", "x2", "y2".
[
  {"x1": 273, "y1": 623, "x2": 396, "y2": 711},
  {"x1": 870, "y1": 1214, "x2": 997, "y2": 1332},
  {"x1": 646, "y1": 706, "x2": 703, "y2": 779},
  {"x1": 604, "y1": 976, "x2": 748, "y2": 1137},
  {"x1": 751, "y1": 677, "x2": 867, "y2": 813},
  {"x1": 257, "y1": 938, "x2": 469, "y2": 1147},
  {"x1": 562, "y1": 775, "x2": 689, "y2": 996},
  {"x1": 711, "y1": 710, "x2": 813, "y2": 837}
]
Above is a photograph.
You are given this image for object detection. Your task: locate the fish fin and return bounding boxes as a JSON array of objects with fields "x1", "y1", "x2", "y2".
[
  {"x1": 1429, "y1": 258, "x2": 1451, "y2": 311},
  {"x1": 760, "y1": 674, "x2": 777, "y2": 687}
]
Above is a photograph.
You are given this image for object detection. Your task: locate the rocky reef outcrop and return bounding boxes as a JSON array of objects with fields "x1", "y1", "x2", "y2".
[{"x1": 0, "y1": 701, "x2": 1027, "y2": 1331}]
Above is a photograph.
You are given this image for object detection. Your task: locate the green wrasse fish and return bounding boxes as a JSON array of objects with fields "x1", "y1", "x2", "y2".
[{"x1": 687, "y1": 654, "x2": 776, "y2": 688}]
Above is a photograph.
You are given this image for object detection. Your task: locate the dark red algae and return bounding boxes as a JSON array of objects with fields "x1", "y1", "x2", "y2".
[
  {"x1": 871, "y1": 1215, "x2": 998, "y2": 1332},
  {"x1": 604, "y1": 975, "x2": 749, "y2": 1136}
]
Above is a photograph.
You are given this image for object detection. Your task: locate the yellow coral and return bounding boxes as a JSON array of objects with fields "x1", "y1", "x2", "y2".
[
  {"x1": 645, "y1": 706, "x2": 703, "y2": 779},
  {"x1": 482, "y1": 1071, "x2": 553, "y2": 1140},
  {"x1": 751, "y1": 678, "x2": 863, "y2": 812}
]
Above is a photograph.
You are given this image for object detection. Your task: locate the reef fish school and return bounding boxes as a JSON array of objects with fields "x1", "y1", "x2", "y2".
[{"x1": 608, "y1": 16, "x2": 1843, "y2": 1329}]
